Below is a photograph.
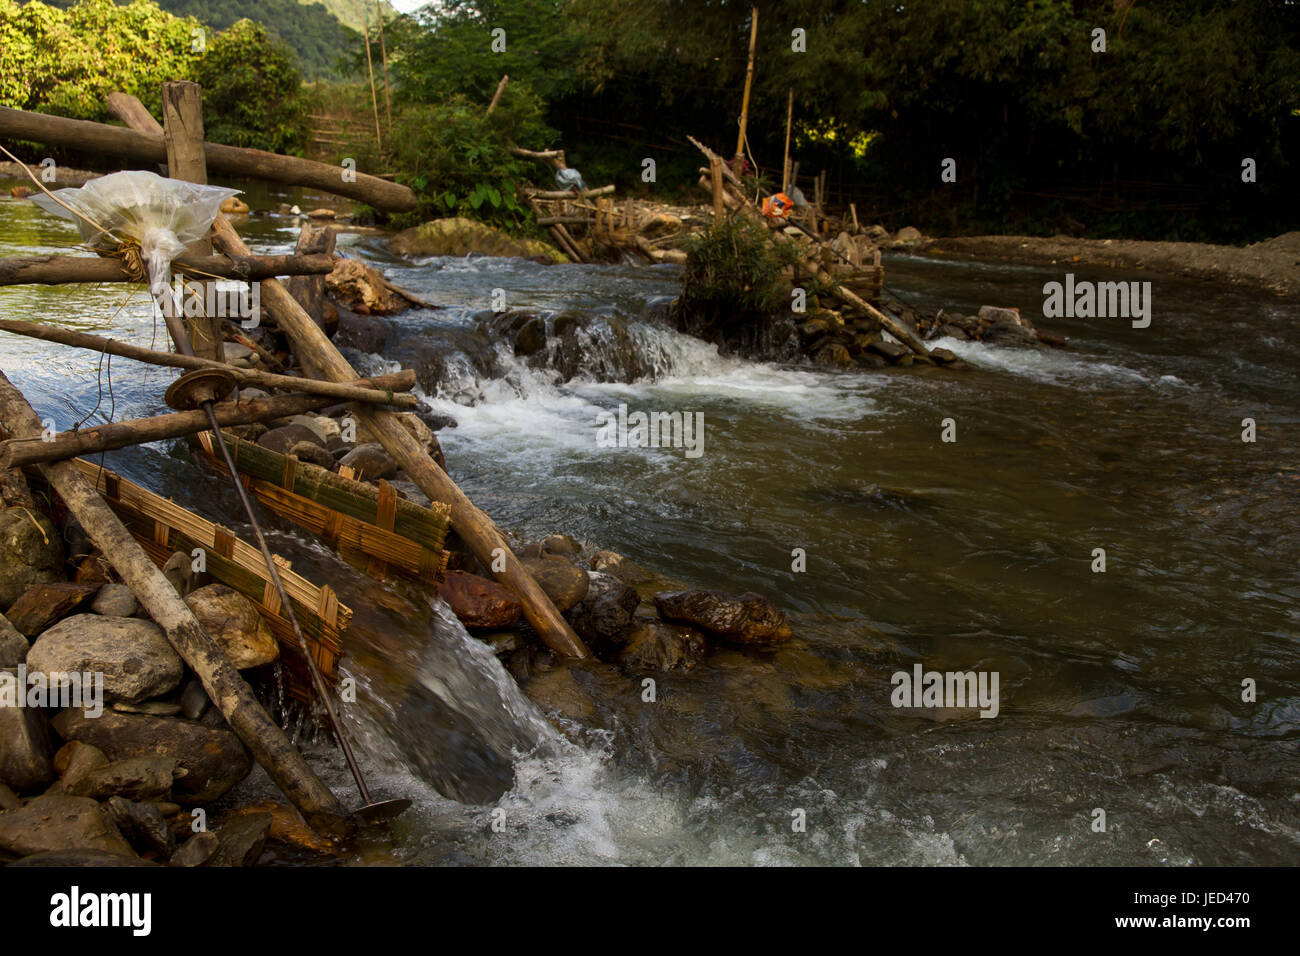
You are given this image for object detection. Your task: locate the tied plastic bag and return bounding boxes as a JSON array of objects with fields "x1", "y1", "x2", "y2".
[
  {"x1": 31, "y1": 170, "x2": 241, "y2": 294},
  {"x1": 554, "y1": 167, "x2": 588, "y2": 193}
]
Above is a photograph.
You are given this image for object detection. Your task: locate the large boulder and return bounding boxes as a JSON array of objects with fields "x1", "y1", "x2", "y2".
[
  {"x1": 0, "y1": 704, "x2": 54, "y2": 793},
  {"x1": 27, "y1": 615, "x2": 183, "y2": 704},
  {"x1": 566, "y1": 571, "x2": 639, "y2": 644},
  {"x1": 0, "y1": 507, "x2": 63, "y2": 609},
  {"x1": 653, "y1": 589, "x2": 792, "y2": 646},
  {"x1": 183, "y1": 584, "x2": 278, "y2": 670},
  {"x1": 436, "y1": 572, "x2": 522, "y2": 630},
  {"x1": 0, "y1": 794, "x2": 135, "y2": 860},
  {"x1": 518, "y1": 554, "x2": 588, "y2": 612},
  {"x1": 392, "y1": 217, "x2": 565, "y2": 262},
  {"x1": 51, "y1": 709, "x2": 252, "y2": 803}
]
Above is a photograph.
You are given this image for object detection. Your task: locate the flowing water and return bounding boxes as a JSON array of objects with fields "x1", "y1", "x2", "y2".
[{"x1": 1, "y1": 188, "x2": 1297, "y2": 866}]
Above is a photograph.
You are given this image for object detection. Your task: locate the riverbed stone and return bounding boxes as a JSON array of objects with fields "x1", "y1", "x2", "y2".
[
  {"x1": 171, "y1": 830, "x2": 220, "y2": 866},
  {"x1": 51, "y1": 709, "x2": 252, "y2": 803},
  {"x1": 0, "y1": 507, "x2": 63, "y2": 610},
  {"x1": 287, "y1": 440, "x2": 337, "y2": 470},
  {"x1": 28, "y1": 614, "x2": 183, "y2": 704},
  {"x1": 56, "y1": 756, "x2": 183, "y2": 802},
  {"x1": 258, "y1": 423, "x2": 325, "y2": 454},
  {"x1": 0, "y1": 794, "x2": 135, "y2": 860},
  {"x1": 4, "y1": 581, "x2": 98, "y2": 637},
  {"x1": 0, "y1": 614, "x2": 27, "y2": 666},
  {"x1": 519, "y1": 554, "x2": 589, "y2": 612},
  {"x1": 0, "y1": 704, "x2": 54, "y2": 793},
  {"x1": 566, "y1": 571, "x2": 639, "y2": 644},
  {"x1": 184, "y1": 584, "x2": 278, "y2": 670},
  {"x1": 210, "y1": 812, "x2": 273, "y2": 867},
  {"x1": 654, "y1": 589, "x2": 793, "y2": 646},
  {"x1": 0, "y1": 784, "x2": 18, "y2": 811},
  {"x1": 514, "y1": 316, "x2": 548, "y2": 356},
  {"x1": 339, "y1": 442, "x2": 398, "y2": 481},
  {"x1": 437, "y1": 571, "x2": 522, "y2": 629},
  {"x1": 104, "y1": 796, "x2": 176, "y2": 859},
  {"x1": 91, "y1": 582, "x2": 137, "y2": 618},
  {"x1": 392, "y1": 217, "x2": 564, "y2": 262},
  {"x1": 617, "y1": 619, "x2": 707, "y2": 672}
]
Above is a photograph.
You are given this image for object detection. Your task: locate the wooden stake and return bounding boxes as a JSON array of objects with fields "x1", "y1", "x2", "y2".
[
  {"x1": 485, "y1": 75, "x2": 509, "y2": 117},
  {"x1": 782, "y1": 89, "x2": 793, "y2": 192},
  {"x1": 375, "y1": 0, "x2": 393, "y2": 132},
  {"x1": 0, "y1": 370, "x2": 348, "y2": 834},
  {"x1": 351, "y1": 0, "x2": 383, "y2": 150},
  {"x1": 710, "y1": 156, "x2": 725, "y2": 221},
  {"x1": 733, "y1": 6, "x2": 759, "y2": 174}
]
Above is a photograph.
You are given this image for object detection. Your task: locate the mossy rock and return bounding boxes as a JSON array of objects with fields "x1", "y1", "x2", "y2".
[{"x1": 391, "y1": 218, "x2": 567, "y2": 263}]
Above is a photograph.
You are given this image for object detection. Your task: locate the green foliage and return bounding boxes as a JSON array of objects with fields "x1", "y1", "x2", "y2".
[
  {"x1": 0, "y1": 0, "x2": 201, "y2": 120},
  {"x1": 193, "y1": 18, "x2": 308, "y2": 154},
  {"x1": 678, "y1": 216, "x2": 800, "y2": 336}
]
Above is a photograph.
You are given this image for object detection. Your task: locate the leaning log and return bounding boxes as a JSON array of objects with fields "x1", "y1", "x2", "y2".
[
  {"x1": 0, "y1": 253, "x2": 335, "y2": 286},
  {"x1": 0, "y1": 319, "x2": 417, "y2": 407},
  {"x1": 112, "y1": 93, "x2": 591, "y2": 661},
  {"x1": 1, "y1": 104, "x2": 416, "y2": 212},
  {"x1": 0, "y1": 391, "x2": 338, "y2": 468},
  {"x1": 0, "y1": 369, "x2": 349, "y2": 834}
]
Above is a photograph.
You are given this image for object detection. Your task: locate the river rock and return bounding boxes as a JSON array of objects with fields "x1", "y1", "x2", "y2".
[
  {"x1": 55, "y1": 756, "x2": 183, "y2": 802},
  {"x1": 258, "y1": 423, "x2": 325, "y2": 454},
  {"x1": 183, "y1": 585, "x2": 278, "y2": 670},
  {"x1": 0, "y1": 704, "x2": 54, "y2": 793},
  {"x1": 104, "y1": 796, "x2": 176, "y2": 859},
  {"x1": 0, "y1": 794, "x2": 135, "y2": 859},
  {"x1": 220, "y1": 197, "x2": 249, "y2": 215},
  {"x1": 392, "y1": 217, "x2": 564, "y2": 262},
  {"x1": 227, "y1": 800, "x2": 338, "y2": 854},
  {"x1": 654, "y1": 589, "x2": 793, "y2": 646},
  {"x1": 0, "y1": 784, "x2": 18, "y2": 811},
  {"x1": 180, "y1": 679, "x2": 210, "y2": 720},
  {"x1": 209, "y1": 812, "x2": 273, "y2": 867},
  {"x1": 171, "y1": 830, "x2": 219, "y2": 867},
  {"x1": 0, "y1": 507, "x2": 63, "y2": 609},
  {"x1": 161, "y1": 550, "x2": 197, "y2": 597},
  {"x1": 334, "y1": 308, "x2": 393, "y2": 353},
  {"x1": 0, "y1": 614, "x2": 27, "y2": 666},
  {"x1": 287, "y1": 440, "x2": 337, "y2": 470},
  {"x1": 51, "y1": 709, "x2": 252, "y2": 803},
  {"x1": 566, "y1": 571, "x2": 639, "y2": 644},
  {"x1": 866, "y1": 337, "x2": 909, "y2": 361},
  {"x1": 9, "y1": 848, "x2": 158, "y2": 866},
  {"x1": 28, "y1": 615, "x2": 183, "y2": 704},
  {"x1": 514, "y1": 316, "x2": 548, "y2": 356},
  {"x1": 618, "y1": 619, "x2": 707, "y2": 672},
  {"x1": 436, "y1": 571, "x2": 521, "y2": 629},
  {"x1": 895, "y1": 226, "x2": 923, "y2": 242},
  {"x1": 814, "y1": 343, "x2": 855, "y2": 368},
  {"x1": 339, "y1": 442, "x2": 398, "y2": 481},
  {"x1": 90, "y1": 582, "x2": 138, "y2": 618},
  {"x1": 519, "y1": 554, "x2": 589, "y2": 612},
  {"x1": 4, "y1": 581, "x2": 98, "y2": 637},
  {"x1": 977, "y1": 304, "x2": 1038, "y2": 347}
]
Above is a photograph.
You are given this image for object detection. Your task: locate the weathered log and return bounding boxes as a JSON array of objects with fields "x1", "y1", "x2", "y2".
[
  {"x1": 524, "y1": 185, "x2": 616, "y2": 200},
  {"x1": 112, "y1": 92, "x2": 590, "y2": 660},
  {"x1": 0, "y1": 319, "x2": 417, "y2": 406},
  {"x1": 0, "y1": 391, "x2": 337, "y2": 468},
  {"x1": 0, "y1": 369, "x2": 348, "y2": 834},
  {"x1": 1, "y1": 103, "x2": 416, "y2": 212},
  {"x1": 287, "y1": 223, "x2": 337, "y2": 328},
  {"x1": 0, "y1": 252, "x2": 334, "y2": 286},
  {"x1": 0, "y1": 321, "x2": 416, "y2": 408}
]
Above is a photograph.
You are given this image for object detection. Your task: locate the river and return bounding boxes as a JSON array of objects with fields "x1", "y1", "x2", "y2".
[{"x1": 1, "y1": 188, "x2": 1297, "y2": 866}]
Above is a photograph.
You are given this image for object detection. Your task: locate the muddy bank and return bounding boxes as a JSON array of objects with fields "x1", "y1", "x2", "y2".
[{"x1": 921, "y1": 232, "x2": 1300, "y2": 297}]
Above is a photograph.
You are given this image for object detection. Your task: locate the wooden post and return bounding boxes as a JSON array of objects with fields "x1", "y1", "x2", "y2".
[
  {"x1": 733, "y1": 6, "x2": 759, "y2": 174},
  {"x1": 162, "y1": 82, "x2": 222, "y2": 363},
  {"x1": 485, "y1": 75, "x2": 509, "y2": 117},
  {"x1": 0, "y1": 370, "x2": 349, "y2": 834},
  {"x1": 782, "y1": 89, "x2": 793, "y2": 193},
  {"x1": 112, "y1": 92, "x2": 591, "y2": 659},
  {"x1": 850, "y1": 202, "x2": 859, "y2": 232},
  {"x1": 710, "y1": 156, "x2": 725, "y2": 221},
  {"x1": 375, "y1": 0, "x2": 393, "y2": 132},
  {"x1": 286, "y1": 222, "x2": 337, "y2": 329},
  {"x1": 351, "y1": 0, "x2": 383, "y2": 149}
]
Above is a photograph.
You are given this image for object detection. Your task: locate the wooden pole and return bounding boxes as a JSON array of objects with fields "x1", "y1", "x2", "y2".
[
  {"x1": 0, "y1": 100, "x2": 406, "y2": 212},
  {"x1": 352, "y1": 0, "x2": 383, "y2": 150},
  {"x1": 733, "y1": 6, "x2": 759, "y2": 174},
  {"x1": 112, "y1": 93, "x2": 590, "y2": 659},
  {"x1": 0, "y1": 319, "x2": 417, "y2": 406},
  {"x1": 0, "y1": 253, "x2": 334, "y2": 286},
  {"x1": 0, "y1": 370, "x2": 349, "y2": 834},
  {"x1": 485, "y1": 75, "x2": 509, "y2": 117},
  {"x1": 710, "y1": 156, "x2": 725, "y2": 221},
  {"x1": 375, "y1": 0, "x2": 393, "y2": 132},
  {"x1": 162, "y1": 81, "x2": 221, "y2": 362},
  {"x1": 0, "y1": 392, "x2": 338, "y2": 469},
  {"x1": 782, "y1": 89, "x2": 793, "y2": 192}
]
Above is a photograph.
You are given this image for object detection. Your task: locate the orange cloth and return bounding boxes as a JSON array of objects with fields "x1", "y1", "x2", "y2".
[{"x1": 761, "y1": 193, "x2": 794, "y2": 219}]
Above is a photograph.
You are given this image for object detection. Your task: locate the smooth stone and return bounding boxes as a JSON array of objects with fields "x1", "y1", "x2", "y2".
[
  {"x1": 0, "y1": 614, "x2": 27, "y2": 666},
  {"x1": 0, "y1": 704, "x2": 54, "y2": 793},
  {"x1": 338, "y1": 442, "x2": 398, "y2": 482},
  {"x1": 184, "y1": 584, "x2": 279, "y2": 669},
  {"x1": 258, "y1": 424, "x2": 325, "y2": 454},
  {"x1": 436, "y1": 571, "x2": 522, "y2": 630},
  {"x1": 0, "y1": 794, "x2": 135, "y2": 859},
  {"x1": 519, "y1": 554, "x2": 588, "y2": 612},
  {"x1": 27, "y1": 614, "x2": 183, "y2": 704},
  {"x1": 171, "y1": 831, "x2": 219, "y2": 867},
  {"x1": 653, "y1": 589, "x2": 793, "y2": 645},
  {"x1": 103, "y1": 796, "x2": 176, "y2": 859},
  {"x1": 208, "y1": 812, "x2": 272, "y2": 867},
  {"x1": 90, "y1": 582, "x2": 138, "y2": 618},
  {"x1": 566, "y1": 571, "x2": 639, "y2": 644}
]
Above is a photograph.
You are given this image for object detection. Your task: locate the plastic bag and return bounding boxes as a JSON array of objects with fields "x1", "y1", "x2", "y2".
[
  {"x1": 554, "y1": 167, "x2": 588, "y2": 193},
  {"x1": 32, "y1": 170, "x2": 240, "y2": 291}
]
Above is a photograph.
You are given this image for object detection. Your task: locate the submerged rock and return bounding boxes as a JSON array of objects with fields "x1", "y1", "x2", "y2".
[
  {"x1": 28, "y1": 615, "x2": 183, "y2": 704},
  {"x1": 654, "y1": 589, "x2": 792, "y2": 646},
  {"x1": 618, "y1": 619, "x2": 707, "y2": 672}
]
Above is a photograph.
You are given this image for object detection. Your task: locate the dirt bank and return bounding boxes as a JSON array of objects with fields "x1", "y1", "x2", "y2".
[{"x1": 922, "y1": 232, "x2": 1300, "y2": 297}]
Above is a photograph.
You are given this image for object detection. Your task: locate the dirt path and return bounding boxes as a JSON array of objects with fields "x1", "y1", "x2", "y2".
[{"x1": 922, "y1": 232, "x2": 1300, "y2": 297}]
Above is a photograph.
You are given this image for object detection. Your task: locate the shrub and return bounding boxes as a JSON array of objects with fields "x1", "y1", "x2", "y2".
[{"x1": 678, "y1": 216, "x2": 800, "y2": 339}]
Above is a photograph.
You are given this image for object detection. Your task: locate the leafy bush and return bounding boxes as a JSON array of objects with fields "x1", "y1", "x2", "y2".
[
  {"x1": 193, "y1": 18, "x2": 308, "y2": 154},
  {"x1": 678, "y1": 216, "x2": 800, "y2": 339}
]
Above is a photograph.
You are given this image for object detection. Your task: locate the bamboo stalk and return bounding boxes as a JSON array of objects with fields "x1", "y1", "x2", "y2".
[
  {"x1": 0, "y1": 370, "x2": 348, "y2": 834},
  {"x1": 734, "y1": 6, "x2": 759, "y2": 172},
  {"x1": 0, "y1": 319, "x2": 417, "y2": 405},
  {"x1": 0, "y1": 392, "x2": 337, "y2": 468},
  {"x1": 0, "y1": 253, "x2": 335, "y2": 286},
  {"x1": 375, "y1": 0, "x2": 393, "y2": 132},
  {"x1": 782, "y1": 89, "x2": 793, "y2": 193},
  {"x1": 351, "y1": 0, "x2": 383, "y2": 149}
]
